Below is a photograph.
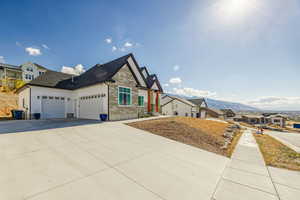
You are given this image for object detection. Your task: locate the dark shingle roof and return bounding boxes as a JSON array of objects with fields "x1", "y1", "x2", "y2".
[
  {"x1": 188, "y1": 98, "x2": 206, "y2": 106},
  {"x1": 28, "y1": 70, "x2": 73, "y2": 88},
  {"x1": 25, "y1": 54, "x2": 132, "y2": 90},
  {"x1": 0, "y1": 63, "x2": 22, "y2": 70}
]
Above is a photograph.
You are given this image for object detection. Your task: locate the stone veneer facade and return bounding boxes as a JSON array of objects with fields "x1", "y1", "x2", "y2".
[{"x1": 108, "y1": 64, "x2": 140, "y2": 120}]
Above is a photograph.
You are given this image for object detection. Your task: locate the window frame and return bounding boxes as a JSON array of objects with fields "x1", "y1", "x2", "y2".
[
  {"x1": 118, "y1": 86, "x2": 132, "y2": 106},
  {"x1": 138, "y1": 96, "x2": 144, "y2": 107}
]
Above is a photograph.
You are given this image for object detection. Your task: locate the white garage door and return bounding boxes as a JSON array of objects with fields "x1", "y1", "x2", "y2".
[
  {"x1": 42, "y1": 97, "x2": 65, "y2": 119},
  {"x1": 79, "y1": 95, "x2": 102, "y2": 120}
]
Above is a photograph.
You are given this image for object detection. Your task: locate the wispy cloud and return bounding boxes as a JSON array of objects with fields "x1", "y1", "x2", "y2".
[
  {"x1": 124, "y1": 42, "x2": 133, "y2": 47},
  {"x1": 25, "y1": 47, "x2": 42, "y2": 56},
  {"x1": 173, "y1": 65, "x2": 180, "y2": 71},
  {"x1": 169, "y1": 77, "x2": 182, "y2": 84},
  {"x1": 112, "y1": 46, "x2": 117, "y2": 52},
  {"x1": 105, "y1": 37, "x2": 112, "y2": 44},
  {"x1": 61, "y1": 64, "x2": 85, "y2": 75},
  {"x1": 16, "y1": 41, "x2": 22, "y2": 47},
  {"x1": 172, "y1": 87, "x2": 217, "y2": 98},
  {"x1": 42, "y1": 44, "x2": 50, "y2": 49},
  {"x1": 245, "y1": 96, "x2": 300, "y2": 110},
  {"x1": 0, "y1": 56, "x2": 5, "y2": 63}
]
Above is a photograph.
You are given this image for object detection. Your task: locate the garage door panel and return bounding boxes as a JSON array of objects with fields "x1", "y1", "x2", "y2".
[
  {"x1": 79, "y1": 97, "x2": 102, "y2": 120},
  {"x1": 42, "y1": 98, "x2": 65, "y2": 119}
]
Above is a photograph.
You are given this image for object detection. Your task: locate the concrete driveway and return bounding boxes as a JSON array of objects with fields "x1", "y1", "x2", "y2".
[{"x1": 0, "y1": 119, "x2": 228, "y2": 200}]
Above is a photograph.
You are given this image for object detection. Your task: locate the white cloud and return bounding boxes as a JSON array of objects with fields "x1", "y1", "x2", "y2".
[
  {"x1": 246, "y1": 96, "x2": 300, "y2": 110},
  {"x1": 172, "y1": 87, "x2": 217, "y2": 98},
  {"x1": 61, "y1": 64, "x2": 86, "y2": 75},
  {"x1": 42, "y1": 44, "x2": 49, "y2": 49},
  {"x1": 163, "y1": 83, "x2": 169, "y2": 87},
  {"x1": 169, "y1": 77, "x2": 182, "y2": 84},
  {"x1": 112, "y1": 46, "x2": 117, "y2": 52},
  {"x1": 119, "y1": 47, "x2": 126, "y2": 52},
  {"x1": 124, "y1": 42, "x2": 133, "y2": 47},
  {"x1": 105, "y1": 38, "x2": 112, "y2": 44},
  {"x1": 16, "y1": 41, "x2": 22, "y2": 47},
  {"x1": 173, "y1": 65, "x2": 180, "y2": 71},
  {"x1": 25, "y1": 47, "x2": 42, "y2": 56},
  {"x1": 0, "y1": 56, "x2": 5, "y2": 63}
]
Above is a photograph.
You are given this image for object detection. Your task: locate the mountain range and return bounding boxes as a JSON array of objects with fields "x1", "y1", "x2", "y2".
[{"x1": 166, "y1": 93, "x2": 259, "y2": 111}]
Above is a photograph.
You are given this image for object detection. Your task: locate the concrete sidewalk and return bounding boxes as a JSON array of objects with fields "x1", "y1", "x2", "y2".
[
  {"x1": 213, "y1": 130, "x2": 279, "y2": 200},
  {"x1": 266, "y1": 131, "x2": 300, "y2": 153}
]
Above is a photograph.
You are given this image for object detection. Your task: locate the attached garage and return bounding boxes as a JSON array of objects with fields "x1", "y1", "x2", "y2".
[
  {"x1": 41, "y1": 96, "x2": 65, "y2": 119},
  {"x1": 78, "y1": 94, "x2": 103, "y2": 120}
]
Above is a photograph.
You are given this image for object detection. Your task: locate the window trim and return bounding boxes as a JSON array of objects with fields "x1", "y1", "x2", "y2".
[
  {"x1": 118, "y1": 86, "x2": 132, "y2": 106},
  {"x1": 138, "y1": 96, "x2": 144, "y2": 107}
]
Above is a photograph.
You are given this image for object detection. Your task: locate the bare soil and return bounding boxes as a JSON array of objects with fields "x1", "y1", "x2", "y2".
[
  {"x1": 128, "y1": 117, "x2": 241, "y2": 157},
  {"x1": 0, "y1": 91, "x2": 18, "y2": 118}
]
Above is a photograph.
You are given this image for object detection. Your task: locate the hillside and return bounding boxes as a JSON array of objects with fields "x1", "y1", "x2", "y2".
[{"x1": 0, "y1": 92, "x2": 18, "y2": 117}]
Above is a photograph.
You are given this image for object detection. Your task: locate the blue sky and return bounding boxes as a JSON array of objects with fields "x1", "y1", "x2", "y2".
[{"x1": 1, "y1": 0, "x2": 300, "y2": 110}]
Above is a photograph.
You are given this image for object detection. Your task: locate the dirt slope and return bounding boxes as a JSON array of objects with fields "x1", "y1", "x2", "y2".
[{"x1": 0, "y1": 92, "x2": 18, "y2": 117}]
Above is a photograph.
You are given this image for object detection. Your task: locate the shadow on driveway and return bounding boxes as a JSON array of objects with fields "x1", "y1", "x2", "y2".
[{"x1": 0, "y1": 119, "x2": 102, "y2": 134}]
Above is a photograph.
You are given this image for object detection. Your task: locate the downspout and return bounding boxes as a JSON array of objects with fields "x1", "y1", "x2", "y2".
[
  {"x1": 104, "y1": 82, "x2": 110, "y2": 120},
  {"x1": 29, "y1": 87, "x2": 31, "y2": 120}
]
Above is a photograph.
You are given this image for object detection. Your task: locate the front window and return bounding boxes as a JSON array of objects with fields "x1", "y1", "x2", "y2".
[
  {"x1": 118, "y1": 87, "x2": 131, "y2": 105},
  {"x1": 138, "y1": 96, "x2": 144, "y2": 107}
]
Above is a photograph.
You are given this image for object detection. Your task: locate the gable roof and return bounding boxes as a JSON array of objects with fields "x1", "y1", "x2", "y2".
[
  {"x1": 33, "y1": 63, "x2": 48, "y2": 70},
  {"x1": 188, "y1": 98, "x2": 207, "y2": 107},
  {"x1": 201, "y1": 107, "x2": 224, "y2": 115},
  {"x1": 162, "y1": 95, "x2": 196, "y2": 107},
  {"x1": 18, "y1": 53, "x2": 151, "y2": 91}
]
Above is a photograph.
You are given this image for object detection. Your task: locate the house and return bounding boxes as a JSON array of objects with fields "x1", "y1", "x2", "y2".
[
  {"x1": 20, "y1": 62, "x2": 48, "y2": 82},
  {"x1": 242, "y1": 115, "x2": 265, "y2": 124},
  {"x1": 188, "y1": 98, "x2": 208, "y2": 118},
  {"x1": 265, "y1": 114, "x2": 287, "y2": 127},
  {"x1": 161, "y1": 95, "x2": 198, "y2": 117},
  {"x1": 16, "y1": 54, "x2": 163, "y2": 120},
  {"x1": 0, "y1": 63, "x2": 23, "y2": 89},
  {"x1": 200, "y1": 107, "x2": 225, "y2": 119},
  {"x1": 0, "y1": 62, "x2": 48, "y2": 89},
  {"x1": 220, "y1": 109, "x2": 236, "y2": 118}
]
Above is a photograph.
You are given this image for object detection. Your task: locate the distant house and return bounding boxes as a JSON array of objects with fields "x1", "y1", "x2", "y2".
[
  {"x1": 200, "y1": 107, "x2": 225, "y2": 119},
  {"x1": 20, "y1": 62, "x2": 48, "y2": 82},
  {"x1": 242, "y1": 115, "x2": 265, "y2": 124},
  {"x1": 221, "y1": 109, "x2": 236, "y2": 118},
  {"x1": 188, "y1": 98, "x2": 208, "y2": 118},
  {"x1": 265, "y1": 114, "x2": 287, "y2": 127},
  {"x1": 0, "y1": 63, "x2": 23, "y2": 89},
  {"x1": 17, "y1": 54, "x2": 163, "y2": 120},
  {"x1": 0, "y1": 62, "x2": 48, "y2": 89},
  {"x1": 161, "y1": 95, "x2": 199, "y2": 117},
  {"x1": 241, "y1": 113, "x2": 287, "y2": 127}
]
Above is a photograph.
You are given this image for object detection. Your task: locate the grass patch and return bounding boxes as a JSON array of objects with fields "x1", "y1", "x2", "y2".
[
  {"x1": 254, "y1": 134, "x2": 300, "y2": 171},
  {"x1": 127, "y1": 117, "x2": 241, "y2": 157},
  {"x1": 227, "y1": 130, "x2": 243, "y2": 157}
]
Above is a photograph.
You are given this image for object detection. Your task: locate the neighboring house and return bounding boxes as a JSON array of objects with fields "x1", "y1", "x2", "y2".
[
  {"x1": 0, "y1": 62, "x2": 48, "y2": 89},
  {"x1": 0, "y1": 63, "x2": 23, "y2": 88},
  {"x1": 239, "y1": 114, "x2": 287, "y2": 127},
  {"x1": 221, "y1": 109, "x2": 236, "y2": 118},
  {"x1": 17, "y1": 54, "x2": 163, "y2": 120},
  {"x1": 265, "y1": 114, "x2": 287, "y2": 127},
  {"x1": 188, "y1": 98, "x2": 208, "y2": 118},
  {"x1": 161, "y1": 95, "x2": 198, "y2": 117},
  {"x1": 200, "y1": 107, "x2": 225, "y2": 119},
  {"x1": 20, "y1": 62, "x2": 48, "y2": 82},
  {"x1": 242, "y1": 115, "x2": 265, "y2": 124}
]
